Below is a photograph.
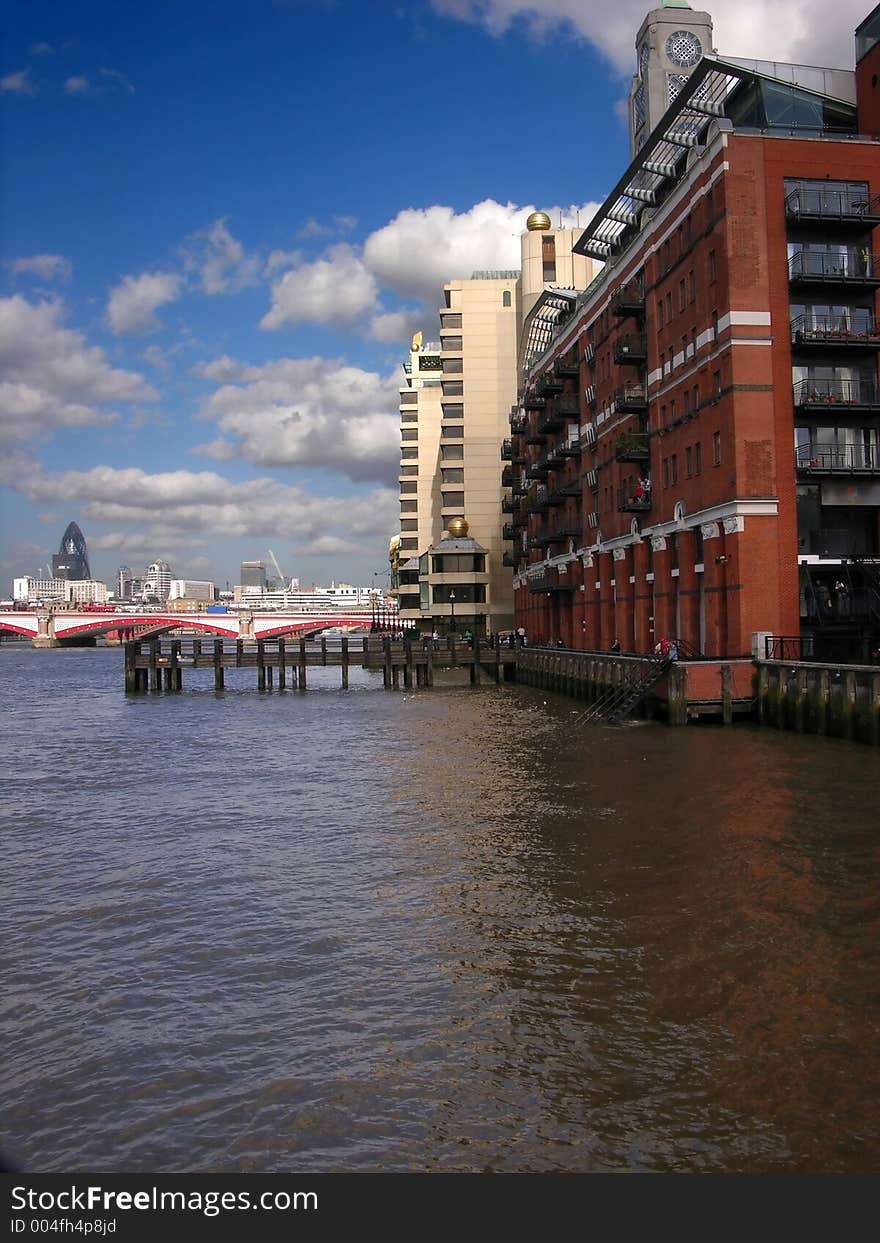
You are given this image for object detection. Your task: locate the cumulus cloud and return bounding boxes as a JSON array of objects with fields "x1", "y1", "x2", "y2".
[
  {"x1": 369, "y1": 309, "x2": 425, "y2": 344},
  {"x1": 363, "y1": 198, "x2": 601, "y2": 306},
  {"x1": 430, "y1": 0, "x2": 868, "y2": 74},
  {"x1": 261, "y1": 244, "x2": 379, "y2": 329},
  {"x1": 264, "y1": 248, "x2": 303, "y2": 276},
  {"x1": 182, "y1": 219, "x2": 260, "y2": 295},
  {"x1": 1, "y1": 70, "x2": 37, "y2": 95},
  {"x1": 16, "y1": 463, "x2": 398, "y2": 549},
  {"x1": 195, "y1": 355, "x2": 399, "y2": 482},
  {"x1": 107, "y1": 271, "x2": 181, "y2": 335},
  {"x1": 9, "y1": 254, "x2": 72, "y2": 281},
  {"x1": 64, "y1": 75, "x2": 91, "y2": 94},
  {"x1": 0, "y1": 295, "x2": 155, "y2": 441}
]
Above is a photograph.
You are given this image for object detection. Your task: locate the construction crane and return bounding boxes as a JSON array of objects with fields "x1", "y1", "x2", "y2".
[{"x1": 267, "y1": 549, "x2": 288, "y2": 590}]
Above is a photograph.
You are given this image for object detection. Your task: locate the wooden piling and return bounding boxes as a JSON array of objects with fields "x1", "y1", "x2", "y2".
[
  {"x1": 278, "y1": 639, "x2": 286, "y2": 690},
  {"x1": 341, "y1": 636, "x2": 349, "y2": 688},
  {"x1": 214, "y1": 639, "x2": 225, "y2": 690},
  {"x1": 298, "y1": 637, "x2": 307, "y2": 690},
  {"x1": 257, "y1": 640, "x2": 266, "y2": 691},
  {"x1": 383, "y1": 636, "x2": 392, "y2": 688},
  {"x1": 149, "y1": 640, "x2": 161, "y2": 693}
]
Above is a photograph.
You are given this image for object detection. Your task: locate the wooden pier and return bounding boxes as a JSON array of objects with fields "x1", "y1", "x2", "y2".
[{"x1": 124, "y1": 634, "x2": 519, "y2": 693}]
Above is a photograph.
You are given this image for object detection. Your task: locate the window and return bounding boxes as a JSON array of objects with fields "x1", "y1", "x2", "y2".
[
  {"x1": 401, "y1": 447, "x2": 418, "y2": 459},
  {"x1": 689, "y1": 269, "x2": 696, "y2": 303},
  {"x1": 670, "y1": 399, "x2": 676, "y2": 422},
  {"x1": 663, "y1": 239, "x2": 671, "y2": 270},
  {"x1": 400, "y1": 500, "x2": 417, "y2": 512},
  {"x1": 711, "y1": 310, "x2": 719, "y2": 341},
  {"x1": 440, "y1": 444, "x2": 464, "y2": 460},
  {"x1": 441, "y1": 491, "x2": 465, "y2": 506},
  {"x1": 695, "y1": 442, "x2": 702, "y2": 474},
  {"x1": 432, "y1": 554, "x2": 484, "y2": 574},
  {"x1": 400, "y1": 519, "x2": 418, "y2": 532},
  {"x1": 713, "y1": 431, "x2": 722, "y2": 464},
  {"x1": 441, "y1": 381, "x2": 463, "y2": 396},
  {"x1": 663, "y1": 458, "x2": 670, "y2": 487},
  {"x1": 713, "y1": 369, "x2": 721, "y2": 397},
  {"x1": 441, "y1": 468, "x2": 464, "y2": 484},
  {"x1": 658, "y1": 300, "x2": 665, "y2": 330},
  {"x1": 440, "y1": 313, "x2": 462, "y2": 329},
  {"x1": 709, "y1": 249, "x2": 716, "y2": 282},
  {"x1": 441, "y1": 403, "x2": 464, "y2": 418},
  {"x1": 502, "y1": 290, "x2": 512, "y2": 307},
  {"x1": 442, "y1": 357, "x2": 463, "y2": 374},
  {"x1": 671, "y1": 453, "x2": 678, "y2": 483},
  {"x1": 686, "y1": 445, "x2": 693, "y2": 476},
  {"x1": 401, "y1": 482, "x2": 417, "y2": 494},
  {"x1": 694, "y1": 525, "x2": 704, "y2": 564},
  {"x1": 684, "y1": 389, "x2": 691, "y2": 416},
  {"x1": 666, "y1": 292, "x2": 672, "y2": 321},
  {"x1": 683, "y1": 215, "x2": 692, "y2": 248},
  {"x1": 441, "y1": 425, "x2": 464, "y2": 439},
  {"x1": 679, "y1": 279, "x2": 686, "y2": 312},
  {"x1": 693, "y1": 384, "x2": 699, "y2": 410},
  {"x1": 707, "y1": 188, "x2": 714, "y2": 220},
  {"x1": 401, "y1": 428, "x2": 418, "y2": 441},
  {"x1": 442, "y1": 336, "x2": 463, "y2": 351}
]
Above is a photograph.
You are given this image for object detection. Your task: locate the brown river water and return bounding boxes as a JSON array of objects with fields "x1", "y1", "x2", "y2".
[{"x1": 2, "y1": 643, "x2": 878, "y2": 1172}]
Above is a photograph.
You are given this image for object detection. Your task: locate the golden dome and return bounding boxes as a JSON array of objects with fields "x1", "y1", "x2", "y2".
[
  {"x1": 447, "y1": 517, "x2": 469, "y2": 538},
  {"x1": 389, "y1": 534, "x2": 401, "y2": 551},
  {"x1": 526, "y1": 211, "x2": 552, "y2": 231}
]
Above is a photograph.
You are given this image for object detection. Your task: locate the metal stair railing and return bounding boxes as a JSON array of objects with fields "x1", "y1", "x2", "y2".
[
  {"x1": 847, "y1": 557, "x2": 880, "y2": 627},
  {"x1": 576, "y1": 651, "x2": 672, "y2": 725}
]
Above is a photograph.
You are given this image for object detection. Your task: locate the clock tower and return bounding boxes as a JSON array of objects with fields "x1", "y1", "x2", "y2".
[{"x1": 629, "y1": 2, "x2": 715, "y2": 157}]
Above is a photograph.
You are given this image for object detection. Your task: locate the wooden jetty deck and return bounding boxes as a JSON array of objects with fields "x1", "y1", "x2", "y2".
[{"x1": 124, "y1": 635, "x2": 519, "y2": 692}]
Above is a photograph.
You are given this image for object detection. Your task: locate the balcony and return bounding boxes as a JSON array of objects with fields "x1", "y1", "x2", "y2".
[
  {"x1": 528, "y1": 574, "x2": 576, "y2": 594},
  {"x1": 501, "y1": 438, "x2": 514, "y2": 460},
  {"x1": 525, "y1": 428, "x2": 546, "y2": 445},
  {"x1": 554, "y1": 352, "x2": 580, "y2": 378},
  {"x1": 788, "y1": 250, "x2": 880, "y2": 288},
  {"x1": 791, "y1": 312, "x2": 880, "y2": 350},
  {"x1": 547, "y1": 489, "x2": 566, "y2": 507},
  {"x1": 793, "y1": 378, "x2": 880, "y2": 413},
  {"x1": 502, "y1": 551, "x2": 522, "y2": 569},
  {"x1": 541, "y1": 372, "x2": 564, "y2": 395},
  {"x1": 560, "y1": 438, "x2": 581, "y2": 458},
  {"x1": 784, "y1": 187, "x2": 880, "y2": 227},
  {"x1": 501, "y1": 493, "x2": 518, "y2": 513},
  {"x1": 501, "y1": 465, "x2": 516, "y2": 487},
  {"x1": 545, "y1": 444, "x2": 565, "y2": 469},
  {"x1": 795, "y1": 444, "x2": 880, "y2": 473},
  {"x1": 526, "y1": 486, "x2": 550, "y2": 512},
  {"x1": 526, "y1": 459, "x2": 549, "y2": 480},
  {"x1": 613, "y1": 383, "x2": 648, "y2": 413},
  {"x1": 557, "y1": 393, "x2": 580, "y2": 419},
  {"x1": 502, "y1": 522, "x2": 518, "y2": 541},
  {"x1": 523, "y1": 393, "x2": 547, "y2": 410},
  {"x1": 610, "y1": 279, "x2": 645, "y2": 316},
  {"x1": 618, "y1": 483, "x2": 653, "y2": 512},
  {"x1": 553, "y1": 524, "x2": 581, "y2": 541},
  {"x1": 528, "y1": 532, "x2": 554, "y2": 549},
  {"x1": 561, "y1": 478, "x2": 583, "y2": 497},
  {"x1": 614, "y1": 432, "x2": 650, "y2": 463},
  {"x1": 538, "y1": 407, "x2": 564, "y2": 434},
  {"x1": 509, "y1": 412, "x2": 527, "y2": 434},
  {"x1": 614, "y1": 334, "x2": 648, "y2": 365}
]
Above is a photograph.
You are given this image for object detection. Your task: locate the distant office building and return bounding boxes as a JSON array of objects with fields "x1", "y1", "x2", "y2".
[
  {"x1": 240, "y1": 561, "x2": 267, "y2": 593},
  {"x1": 51, "y1": 522, "x2": 91, "y2": 581},
  {"x1": 66, "y1": 580, "x2": 110, "y2": 605},
  {"x1": 169, "y1": 579, "x2": 215, "y2": 602},
  {"x1": 142, "y1": 560, "x2": 173, "y2": 602},
  {"x1": 117, "y1": 566, "x2": 133, "y2": 600},
  {"x1": 13, "y1": 576, "x2": 66, "y2": 603}
]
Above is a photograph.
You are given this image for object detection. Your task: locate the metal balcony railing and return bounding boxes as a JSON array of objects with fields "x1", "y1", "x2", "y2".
[
  {"x1": 613, "y1": 384, "x2": 648, "y2": 411},
  {"x1": 613, "y1": 432, "x2": 650, "y2": 462},
  {"x1": 610, "y1": 279, "x2": 645, "y2": 315},
  {"x1": 614, "y1": 334, "x2": 648, "y2": 363},
  {"x1": 795, "y1": 444, "x2": 880, "y2": 472},
  {"x1": 784, "y1": 187, "x2": 880, "y2": 224},
  {"x1": 788, "y1": 249, "x2": 878, "y2": 283},
  {"x1": 793, "y1": 378, "x2": 880, "y2": 409},
  {"x1": 617, "y1": 485, "x2": 653, "y2": 512},
  {"x1": 791, "y1": 312, "x2": 880, "y2": 346}
]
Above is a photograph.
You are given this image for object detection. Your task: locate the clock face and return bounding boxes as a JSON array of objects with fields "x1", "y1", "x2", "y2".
[{"x1": 665, "y1": 29, "x2": 702, "y2": 68}]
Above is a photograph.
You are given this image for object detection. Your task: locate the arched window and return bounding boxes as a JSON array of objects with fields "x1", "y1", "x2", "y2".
[{"x1": 502, "y1": 290, "x2": 512, "y2": 307}]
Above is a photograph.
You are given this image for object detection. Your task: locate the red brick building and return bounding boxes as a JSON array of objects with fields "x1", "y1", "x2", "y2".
[{"x1": 509, "y1": 10, "x2": 880, "y2": 662}]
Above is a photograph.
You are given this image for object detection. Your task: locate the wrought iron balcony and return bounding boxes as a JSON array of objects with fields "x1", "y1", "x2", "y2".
[
  {"x1": 795, "y1": 444, "x2": 880, "y2": 473},
  {"x1": 528, "y1": 532, "x2": 554, "y2": 549},
  {"x1": 613, "y1": 432, "x2": 650, "y2": 463},
  {"x1": 547, "y1": 489, "x2": 566, "y2": 507},
  {"x1": 560, "y1": 438, "x2": 581, "y2": 458},
  {"x1": 526, "y1": 459, "x2": 549, "y2": 479},
  {"x1": 554, "y1": 524, "x2": 581, "y2": 540},
  {"x1": 501, "y1": 493, "x2": 518, "y2": 513},
  {"x1": 526, "y1": 485, "x2": 550, "y2": 512},
  {"x1": 790, "y1": 312, "x2": 880, "y2": 349},
  {"x1": 501, "y1": 465, "x2": 516, "y2": 487},
  {"x1": 788, "y1": 249, "x2": 880, "y2": 286},
  {"x1": 610, "y1": 279, "x2": 645, "y2": 316},
  {"x1": 537, "y1": 408, "x2": 564, "y2": 434},
  {"x1": 613, "y1": 384, "x2": 648, "y2": 413},
  {"x1": 525, "y1": 428, "x2": 546, "y2": 445},
  {"x1": 541, "y1": 372, "x2": 564, "y2": 394},
  {"x1": 502, "y1": 550, "x2": 523, "y2": 568},
  {"x1": 509, "y1": 413, "x2": 527, "y2": 434},
  {"x1": 557, "y1": 393, "x2": 580, "y2": 418},
  {"x1": 561, "y1": 478, "x2": 583, "y2": 497},
  {"x1": 544, "y1": 445, "x2": 565, "y2": 469},
  {"x1": 501, "y1": 438, "x2": 514, "y2": 460},
  {"x1": 554, "y1": 352, "x2": 580, "y2": 378},
  {"x1": 793, "y1": 378, "x2": 880, "y2": 412},
  {"x1": 523, "y1": 393, "x2": 547, "y2": 410},
  {"x1": 502, "y1": 522, "x2": 517, "y2": 541},
  {"x1": 614, "y1": 334, "x2": 648, "y2": 364},
  {"x1": 784, "y1": 186, "x2": 880, "y2": 226},
  {"x1": 528, "y1": 574, "x2": 576, "y2": 594},
  {"x1": 618, "y1": 484, "x2": 653, "y2": 512}
]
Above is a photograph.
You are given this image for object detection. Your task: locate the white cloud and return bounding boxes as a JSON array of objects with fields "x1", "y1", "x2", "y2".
[
  {"x1": 363, "y1": 198, "x2": 601, "y2": 306},
  {"x1": 107, "y1": 271, "x2": 181, "y2": 335},
  {"x1": 0, "y1": 296, "x2": 155, "y2": 441},
  {"x1": 100, "y1": 68, "x2": 134, "y2": 94},
  {"x1": 16, "y1": 464, "x2": 398, "y2": 548},
  {"x1": 261, "y1": 244, "x2": 379, "y2": 330},
  {"x1": 142, "y1": 345, "x2": 169, "y2": 372},
  {"x1": 264, "y1": 248, "x2": 303, "y2": 276},
  {"x1": 1, "y1": 70, "x2": 37, "y2": 95},
  {"x1": 195, "y1": 354, "x2": 399, "y2": 482},
  {"x1": 64, "y1": 75, "x2": 91, "y2": 95},
  {"x1": 369, "y1": 309, "x2": 425, "y2": 344},
  {"x1": 9, "y1": 254, "x2": 72, "y2": 281},
  {"x1": 182, "y1": 219, "x2": 260, "y2": 295},
  {"x1": 430, "y1": 0, "x2": 868, "y2": 75}
]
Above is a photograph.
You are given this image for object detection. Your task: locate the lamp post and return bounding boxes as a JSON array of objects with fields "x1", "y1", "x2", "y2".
[{"x1": 448, "y1": 589, "x2": 456, "y2": 634}]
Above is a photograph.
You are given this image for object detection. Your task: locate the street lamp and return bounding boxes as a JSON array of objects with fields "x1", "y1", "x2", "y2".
[{"x1": 448, "y1": 589, "x2": 456, "y2": 634}]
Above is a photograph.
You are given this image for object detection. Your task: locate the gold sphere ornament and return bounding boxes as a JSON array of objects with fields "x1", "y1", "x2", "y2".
[
  {"x1": 447, "y1": 517, "x2": 469, "y2": 538},
  {"x1": 526, "y1": 211, "x2": 552, "y2": 231}
]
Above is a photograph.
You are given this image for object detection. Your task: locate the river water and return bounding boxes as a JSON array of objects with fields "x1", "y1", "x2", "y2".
[{"x1": 2, "y1": 642, "x2": 878, "y2": 1173}]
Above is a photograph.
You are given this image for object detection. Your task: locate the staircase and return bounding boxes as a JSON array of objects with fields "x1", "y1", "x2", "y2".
[{"x1": 578, "y1": 651, "x2": 672, "y2": 725}]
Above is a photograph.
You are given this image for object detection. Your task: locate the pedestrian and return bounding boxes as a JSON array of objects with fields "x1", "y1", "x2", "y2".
[
  {"x1": 517, "y1": 626, "x2": 526, "y2": 647},
  {"x1": 610, "y1": 638, "x2": 621, "y2": 653}
]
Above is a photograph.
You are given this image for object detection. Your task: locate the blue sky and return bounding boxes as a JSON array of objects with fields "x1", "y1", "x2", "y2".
[{"x1": 0, "y1": 0, "x2": 867, "y2": 592}]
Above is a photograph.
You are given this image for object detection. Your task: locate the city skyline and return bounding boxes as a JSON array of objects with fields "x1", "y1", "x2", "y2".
[{"x1": 1, "y1": 0, "x2": 870, "y2": 591}]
